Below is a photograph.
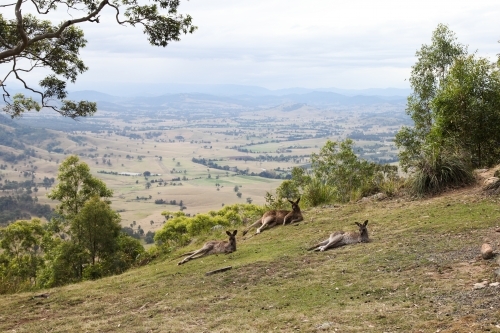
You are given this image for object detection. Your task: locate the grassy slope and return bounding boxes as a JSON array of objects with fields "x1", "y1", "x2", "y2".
[{"x1": 1, "y1": 187, "x2": 500, "y2": 333}]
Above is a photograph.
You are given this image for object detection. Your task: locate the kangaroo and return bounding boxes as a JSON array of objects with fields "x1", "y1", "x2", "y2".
[
  {"x1": 242, "y1": 197, "x2": 303, "y2": 236},
  {"x1": 178, "y1": 230, "x2": 238, "y2": 265},
  {"x1": 307, "y1": 220, "x2": 369, "y2": 252}
]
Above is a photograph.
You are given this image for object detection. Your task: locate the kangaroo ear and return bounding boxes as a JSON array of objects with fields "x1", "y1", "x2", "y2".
[
  {"x1": 296, "y1": 197, "x2": 301, "y2": 204},
  {"x1": 355, "y1": 222, "x2": 361, "y2": 227},
  {"x1": 233, "y1": 230, "x2": 238, "y2": 236},
  {"x1": 364, "y1": 220, "x2": 368, "y2": 226},
  {"x1": 226, "y1": 230, "x2": 232, "y2": 236},
  {"x1": 288, "y1": 199, "x2": 293, "y2": 204}
]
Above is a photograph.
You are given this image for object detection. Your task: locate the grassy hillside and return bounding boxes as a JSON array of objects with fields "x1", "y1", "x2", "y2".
[{"x1": 1, "y1": 184, "x2": 499, "y2": 332}]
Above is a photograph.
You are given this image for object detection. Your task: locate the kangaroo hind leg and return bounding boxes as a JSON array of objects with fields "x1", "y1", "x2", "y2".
[
  {"x1": 243, "y1": 218, "x2": 262, "y2": 236},
  {"x1": 319, "y1": 234, "x2": 344, "y2": 252},
  {"x1": 256, "y1": 216, "x2": 275, "y2": 234}
]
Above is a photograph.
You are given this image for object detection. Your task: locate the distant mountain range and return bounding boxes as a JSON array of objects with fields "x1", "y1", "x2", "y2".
[
  {"x1": 4, "y1": 84, "x2": 411, "y2": 112},
  {"x1": 62, "y1": 85, "x2": 410, "y2": 112},
  {"x1": 65, "y1": 84, "x2": 411, "y2": 98}
]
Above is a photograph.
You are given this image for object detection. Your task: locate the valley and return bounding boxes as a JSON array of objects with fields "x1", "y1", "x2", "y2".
[{"x1": 0, "y1": 91, "x2": 409, "y2": 235}]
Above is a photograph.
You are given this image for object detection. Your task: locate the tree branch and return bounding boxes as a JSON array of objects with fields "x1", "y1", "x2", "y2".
[
  {"x1": 0, "y1": 0, "x2": 109, "y2": 61},
  {"x1": 11, "y1": 57, "x2": 44, "y2": 101},
  {"x1": 0, "y1": 1, "x2": 25, "y2": 8}
]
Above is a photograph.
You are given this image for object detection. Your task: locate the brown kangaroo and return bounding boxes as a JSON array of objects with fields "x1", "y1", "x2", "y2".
[
  {"x1": 307, "y1": 220, "x2": 369, "y2": 252},
  {"x1": 242, "y1": 197, "x2": 303, "y2": 236},
  {"x1": 178, "y1": 230, "x2": 238, "y2": 265}
]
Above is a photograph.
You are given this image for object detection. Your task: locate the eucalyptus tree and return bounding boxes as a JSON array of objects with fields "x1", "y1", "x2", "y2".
[
  {"x1": 48, "y1": 155, "x2": 112, "y2": 222},
  {"x1": 432, "y1": 55, "x2": 500, "y2": 167},
  {"x1": 0, "y1": 219, "x2": 46, "y2": 292},
  {"x1": 72, "y1": 196, "x2": 121, "y2": 267},
  {"x1": 0, "y1": 0, "x2": 196, "y2": 118},
  {"x1": 395, "y1": 24, "x2": 467, "y2": 172},
  {"x1": 395, "y1": 24, "x2": 500, "y2": 196}
]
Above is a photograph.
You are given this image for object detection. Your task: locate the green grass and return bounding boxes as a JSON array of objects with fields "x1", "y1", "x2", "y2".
[{"x1": 1, "y1": 189, "x2": 500, "y2": 332}]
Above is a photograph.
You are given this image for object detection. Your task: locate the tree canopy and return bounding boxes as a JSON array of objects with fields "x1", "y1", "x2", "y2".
[
  {"x1": 395, "y1": 24, "x2": 500, "y2": 196},
  {"x1": 0, "y1": 0, "x2": 196, "y2": 118}
]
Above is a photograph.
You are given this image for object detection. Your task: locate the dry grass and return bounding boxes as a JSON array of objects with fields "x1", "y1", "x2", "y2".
[{"x1": 1, "y1": 185, "x2": 500, "y2": 332}]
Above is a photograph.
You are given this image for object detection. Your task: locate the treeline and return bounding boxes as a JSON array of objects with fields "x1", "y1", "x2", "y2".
[
  {"x1": 0, "y1": 194, "x2": 53, "y2": 225},
  {"x1": 191, "y1": 157, "x2": 289, "y2": 179},
  {"x1": 0, "y1": 177, "x2": 55, "y2": 191},
  {"x1": 0, "y1": 118, "x2": 54, "y2": 150},
  {"x1": 0, "y1": 149, "x2": 36, "y2": 163},
  {"x1": 0, "y1": 156, "x2": 146, "y2": 294}
]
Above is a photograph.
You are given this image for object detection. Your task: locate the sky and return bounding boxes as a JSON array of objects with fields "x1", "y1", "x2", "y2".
[{"x1": 4, "y1": 0, "x2": 500, "y2": 95}]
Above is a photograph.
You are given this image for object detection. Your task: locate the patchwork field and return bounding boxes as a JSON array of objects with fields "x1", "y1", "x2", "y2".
[{"x1": 0, "y1": 103, "x2": 406, "y2": 233}]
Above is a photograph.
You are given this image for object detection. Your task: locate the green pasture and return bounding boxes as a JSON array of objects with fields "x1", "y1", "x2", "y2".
[{"x1": 1, "y1": 189, "x2": 499, "y2": 332}]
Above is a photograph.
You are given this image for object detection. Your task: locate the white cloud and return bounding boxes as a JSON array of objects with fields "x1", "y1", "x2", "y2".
[{"x1": 4, "y1": 0, "x2": 500, "y2": 92}]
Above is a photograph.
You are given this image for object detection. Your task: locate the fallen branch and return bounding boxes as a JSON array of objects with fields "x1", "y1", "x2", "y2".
[{"x1": 205, "y1": 266, "x2": 232, "y2": 276}]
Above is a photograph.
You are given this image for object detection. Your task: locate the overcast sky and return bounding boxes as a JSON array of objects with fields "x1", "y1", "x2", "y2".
[{"x1": 5, "y1": 0, "x2": 500, "y2": 94}]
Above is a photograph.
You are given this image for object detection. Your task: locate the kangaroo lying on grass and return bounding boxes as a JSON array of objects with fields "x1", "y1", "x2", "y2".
[
  {"x1": 308, "y1": 220, "x2": 369, "y2": 252},
  {"x1": 178, "y1": 230, "x2": 238, "y2": 265},
  {"x1": 242, "y1": 197, "x2": 303, "y2": 236}
]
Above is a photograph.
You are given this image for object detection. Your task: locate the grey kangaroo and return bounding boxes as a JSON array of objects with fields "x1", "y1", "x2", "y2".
[
  {"x1": 242, "y1": 197, "x2": 303, "y2": 236},
  {"x1": 178, "y1": 230, "x2": 237, "y2": 265},
  {"x1": 308, "y1": 220, "x2": 369, "y2": 252}
]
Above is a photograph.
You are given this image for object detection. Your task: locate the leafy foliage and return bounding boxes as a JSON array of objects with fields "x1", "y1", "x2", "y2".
[
  {"x1": 0, "y1": 156, "x2": 145, "y2": 293},
  {"x1": 396, "y1": 24, "x2": 467, "y2": 173},
  {"x1": 270, "y1": 139, "x2": 400, "y2": 206},
  {"x1": 0, "y1": 194, "x2": 53, "y2": 225},
  {"x1": 432, "y1": 55, "x2": 500, "y2": 167},
  {"x1": 0, "y1": 219, "x2": 46, "y2": 293},
  {"x1": 406, "y1": 152, "x2": 474, "y2": 197},
  {"x1": 0, "y1": 0, "x2": 196, "y2": 117},
  {"x1": 395, "y1": 24, "x2": 500, "y2": 196},
  {"x1": 47, "y1": 155, "x2": 113, "y2": 221},
  {"x1": 155, "y1": 204, "x2": 265, "y2": 248}
]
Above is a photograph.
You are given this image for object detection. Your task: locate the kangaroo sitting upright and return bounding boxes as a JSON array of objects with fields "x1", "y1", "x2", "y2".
[{"x1": 308, "y1": 220, "x2": 369, "y2": 252}]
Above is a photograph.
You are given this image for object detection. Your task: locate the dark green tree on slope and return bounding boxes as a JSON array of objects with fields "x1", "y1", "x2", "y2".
[{"x1": 395, "y1": 24, "x2": 500, "y2": 195}]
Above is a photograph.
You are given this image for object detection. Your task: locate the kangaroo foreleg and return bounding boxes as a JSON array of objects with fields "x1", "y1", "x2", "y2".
[{"x1": 284, "y1": 216, "x2": 304, "y2": 226}]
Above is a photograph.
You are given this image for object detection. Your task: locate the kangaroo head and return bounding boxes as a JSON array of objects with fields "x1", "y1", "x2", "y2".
[
  {"x1": 288, "y1": 197, "x2": 301, "y2": 212},
  {"x1": 355, "y1": 220, "x2": 369, "y2": 240},
  {"x1": 226, "y1": 230, "x2": 238, "y2": 250}
]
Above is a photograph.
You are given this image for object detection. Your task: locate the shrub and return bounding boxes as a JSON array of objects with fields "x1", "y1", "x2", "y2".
[
  {"x1": 301, "y1": 178, "x2": 336, "y2": 207},
  {"x1": 406, "y1": 152, "x2": 474, "y2": 197}
]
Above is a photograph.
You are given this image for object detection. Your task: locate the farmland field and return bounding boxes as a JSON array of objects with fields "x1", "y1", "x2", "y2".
[{"x1": 0, "y1": 100, "x2": 408, "y2": 234}]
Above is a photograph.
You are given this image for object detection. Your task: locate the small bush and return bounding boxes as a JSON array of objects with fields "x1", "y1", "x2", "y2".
[
  {"x1": 407, "y1": 153, "x2": 474, "y2": 197},
  {"x1": 301, "y1": 178, "x2": 336, "y2": 207}
]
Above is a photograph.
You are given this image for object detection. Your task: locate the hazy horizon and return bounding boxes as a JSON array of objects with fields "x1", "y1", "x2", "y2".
[{"x1": 3, "y1": 0, "x2": 498, "y2": 96}]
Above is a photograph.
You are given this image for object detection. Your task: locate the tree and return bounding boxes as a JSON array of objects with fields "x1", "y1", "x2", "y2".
[
  {"x1": 432, "y1": 55, "x2": 500, "y2": 167},
  {"x1": 394, "y1": 24, "x2": 485, "y2": 196},
  {"x1": 311, "y1": 139, "x2": 377, "y2": 203},
  {"x1": 72, "y1": 196, "x2": 121, "y2": 266},
  {"x1": 395, "y1": 24, "x2": 467, "y2": 172},
  {"x1": 48, "y1": 155, "x2": 113, "y2": 222},
  {"x1": 0, "y1": 0, "x2": 196, "y2": 118},
  {"x1": 0, "y1": 219, "x2": 46, "y2": 292}
]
